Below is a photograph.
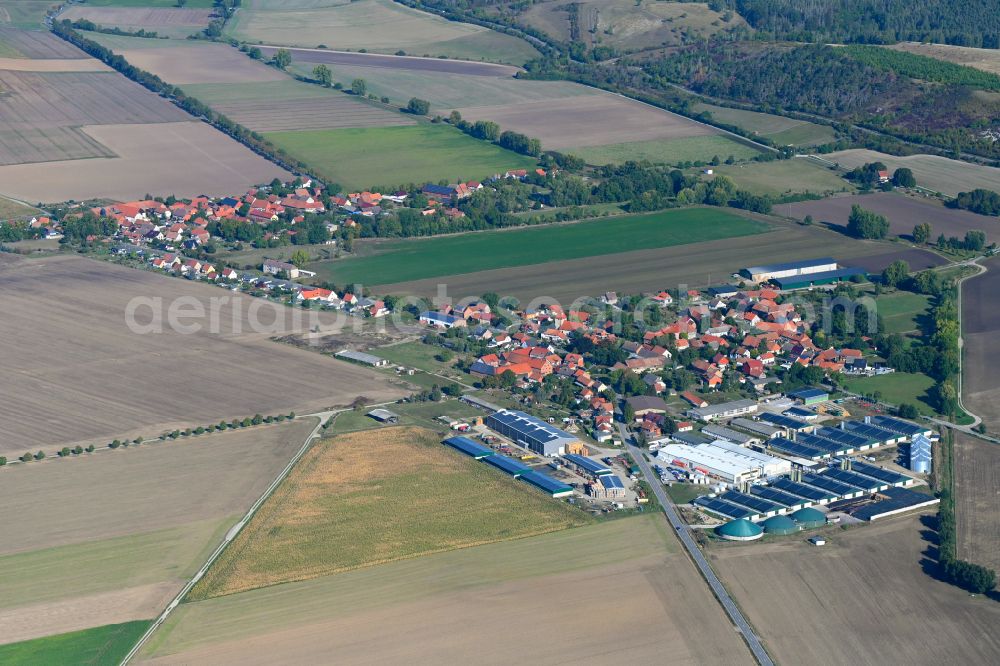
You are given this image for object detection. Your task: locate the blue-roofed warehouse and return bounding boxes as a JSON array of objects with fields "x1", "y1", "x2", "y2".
[
  {"x1": 519, "y1": 471, "x2": 574, "y2": 498},
  {"x1": 563, "y1": 453, "x2": 613, "y2": 478},
  {"x1": 484, "y1": 454, "x2": 532, "y2": 477},
  {"x1": 443, "y1": 436, "x2": 494, "y2": 459},
  {"x1": 486, "y1": 409, "x2": 581, "y2": 456}
]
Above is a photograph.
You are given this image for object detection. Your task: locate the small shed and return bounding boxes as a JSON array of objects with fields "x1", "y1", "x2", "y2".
[{"x1": 367, "y1": 408, "x2": 399, "y2": 423}]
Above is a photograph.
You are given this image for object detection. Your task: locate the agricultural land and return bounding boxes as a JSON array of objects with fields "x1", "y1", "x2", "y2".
[
  {"x1": 310, "y1": 207, "x2": 769, "y2": 286},
  {"x1": 189, "y1": 426, "x2": 590, "y2": 599},
  {"x1": 874, "y1": 290, "x2": 932, "y2": 336},
  {"x1": 0, "y1": 621, "x2": 152, "y2": 666},
  {"x1": 224, "y1": 0, "x2": 540, "y2": 65},
  {"x1": 842, "y1": 372, "x2": 937, "y2": 415},
  {"x1": 351, "y1": 214, "x2": 921, "y2": 302},
  {"x1": 0, "y1": 418, "x2": 318, "y2": 645},
  {"x1": 60, "y1": 5, "x2": 214, "y2": 39},
  {"x1": 705, "y1": 157, "x2": 852, "y2": 198},
  {"x1": 0, "y1": 1, "x2": 54, "y2": 29},
  {"x1": 818, "y1": 150, "x2": 1000, "y2": 197},
  {"x1": 954, "y1": 431, "x2": 1000, "y2": 574},
  {"x1": 693, "y1": 102, "x2": 837, "y2": 147},
  {"x1": 775, "y1": 191, "x2": 999, "y2": 243},
  {"x1": 0, "y1": 254, "x2": 405, "y2": 456},
  {"x1": 141, "y1": 516, "x2": 751, "y2": 664},
  {"x1": 888, "y1": 41, "x2": 1000, "y2": 76},
  {"x1": 0, "y1": 25, "x2": 94, "y2": 58},
  {"x1": 960, "y1": 258, "x2": 1000, "y2": 429},
  {"x1": 517, "y1": 0, "x2": 747, "y2": 52},
  {"x1": 711, "y1": 515, "x2": 1000, "y2": 666},
  {"x1": 266, "y1": 44, "x2": 521, "y2": 77}
]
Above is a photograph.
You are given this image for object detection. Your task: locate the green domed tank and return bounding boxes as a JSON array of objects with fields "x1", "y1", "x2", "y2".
[
  {"x1": 762, "y1": 515, "x2": 799, "y2": 535},
  {"x1": 715, "y1": 518, "x2": 764, "y2": 541},
  {"x1": 791, "y1": 507, "x2": 826, "y2": 529}
]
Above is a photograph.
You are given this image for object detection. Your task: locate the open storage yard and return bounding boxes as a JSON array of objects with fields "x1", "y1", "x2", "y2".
[
  {"x1": 819, "y1": 150, "x2": 1000, "y2": 197},
  {"x1": 189, "y1": 426, "x2": 590, "y2": 600},
  {"x1": 961, "y1": 259, "x2": 1000, "y2": 430},
  {"x1": 225, "y1": 0, "x2": 540, "y2": 65},
  {"x1": 140, "y1": 516, "x2": 751, "y2": 664},
  {"x1": 954, "y1": 431, "x2": 1000, "y2": 573},
  {"x1": 0, "y1": 418, "x2": 318, "y2": 645},
  {"x1": 61, "y1": 6, "x2": 214, "y2": 39},
  {"x1": 775, "y1": 191, "x2": 999, "y2": 243},
  {"x1": 711, "y1": 515, "x2": 1000, "y2": 666},
  {"x1": 0, "y1": 254, "x2": 405, "y2": 456}
]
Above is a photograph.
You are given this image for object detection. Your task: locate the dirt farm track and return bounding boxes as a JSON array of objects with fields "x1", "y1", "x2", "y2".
[{"x1": 0, "y1": 254, "x2": 405, "y2": 456}]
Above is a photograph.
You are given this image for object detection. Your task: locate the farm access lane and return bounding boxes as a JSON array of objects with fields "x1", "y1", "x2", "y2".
[{"x1": 617, "y1": 422, "x2": 773, "y2": 666}]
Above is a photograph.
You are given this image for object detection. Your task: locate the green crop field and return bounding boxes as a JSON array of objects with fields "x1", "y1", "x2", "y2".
[
  {"x1": 693, "y1": 103, "x2": 836, "y2": 147},
  {"x1": 226, "y1": 0, "x2": 539, "y2": 65},
  {"x1": 708, "y1": 158, "x2": 853, "y2": 198},
  {"x1": 571, "y1": 135, "x2": 763, "y2": 166},
  {"x1": 188, "y1": 426, "x2": 590, "y2": 600},
  {"x1": 264, "y1": 124, "x2": 537, "y2": 190},
  {"x1": 0, "y1": 621, "x2": 151, "y2": 666},
  {"x1": 842, "y1": 372, "x2": 936, "y2": 413},
  {"x1": 0, "y1": 1, "x2": 56, "y2": 28},
  {"x1": 875, "y1": 290, "x2": 931, "y2": 335},
  {"x1": 85, "y1": 0, "x2": 215, "y2": 6},
  {"x1": 309, "y1": 207, "x2": 769, "y2": 286}
]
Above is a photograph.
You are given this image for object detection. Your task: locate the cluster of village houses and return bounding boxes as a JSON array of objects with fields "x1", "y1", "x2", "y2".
[{"x1": 419, "y1": 288, "x2": 868, "y2": 443}]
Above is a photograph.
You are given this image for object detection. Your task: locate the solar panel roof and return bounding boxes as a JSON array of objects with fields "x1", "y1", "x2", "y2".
[
  {"x1": 797, "y1": 433, "x2": 853, "y2": 455},
  {"x1": 443, "y1": 436, "x2": 494, "y2": 458},
  {"x1": 759, "y1": 412, "x2": 812, "y2": 430},
  {"x1": 851, "y1": 487, "x2": 938, "y2": 521},
  {"x1": 851, "y1": 461, "x2": 910, "y2": 485},
  {"x1": 869, "y1": 415, "x2": 927, "y2": 437},
  {"x1": 599, "y1": 474, "x2": 625, "y2": 489},
  {"x1": 815, "y1": 427, "x2": 874, "y2": 448},
  {"x1": 841, "y1": 421, "x2": 900, "y2": 443},
  {"x1": 750, "y1": 485, "x2": 809, "y2": 507},
  {"x1": 721, "y1": 490, "x2": 782, "y2": 514},
  {"x1": 821, "y1": 468, "x2": 883, "y2": 491},
  {"x1": 695, "y1": 497, "x2": 756, "y2": 520},
  {"x1": 484, "y1": 454, "x2": 531, "y2": 476},
  {"x1": 772, "y1": 477, "x2": 837, "y2": 501},
  {"x1": 519, "y1": 471, "x2": 573, "y2": 494},
  {"x1": 563, "y1": 454, "x2": 612, "y2": 475},
  {"x1": 802, "y1": 473, "x2": 860, "y2": 496},
  {"x1": 767, "y1": 437, "x2": 830, "y2": 460}
]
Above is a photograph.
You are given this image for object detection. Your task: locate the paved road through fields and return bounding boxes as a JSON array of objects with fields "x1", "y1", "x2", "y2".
[{"x1": 620, "y1": 424, "x2": 774, "y2": 666}]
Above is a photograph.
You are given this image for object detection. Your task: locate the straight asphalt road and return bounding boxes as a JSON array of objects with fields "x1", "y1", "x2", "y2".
[{"x1": 621, "y1": 425, "x2": 774, "y2": 666}]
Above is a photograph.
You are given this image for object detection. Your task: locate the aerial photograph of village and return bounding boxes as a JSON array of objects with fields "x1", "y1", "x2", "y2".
[{"x1": 2, "y1": 0, "x2": 1000, "y2": 664}]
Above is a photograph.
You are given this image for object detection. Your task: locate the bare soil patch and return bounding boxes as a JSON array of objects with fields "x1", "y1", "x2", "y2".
[
  {"x1": 0, "y1": 121, "x2": 291, "y2": 202},
  {"x1": 258, "y1": 45, "x2": 521, "y2": 77},
  {"x1": 844, "y1": 248, "x2": 946, "y2": 273},
  {"x1": 0, "y1": 26, "x2": 90, "y2": 59},
  {"x1": 712, "y1": 515, "x2": 1000, "y2": 666},
  {"x1": 775, "y1": 192, "x2": 999, "y2": 243},
  {"x1": 0, "y1": 255, "x2": 404, "y2": 456},
  {"x1": 962, "y1": 259, "x2": 1000, "y2": 429},
  {"x1": 112, "y1": 42, "x2": 289, "y2": 84},
  {"x1": 375, "y1": 219, "x2": 901, "y2": 302},
  {"x1": 0, "y1": 56, "x2": 110, "y2": 71},
  {"x1": 457, "y1": 94, "x2": 717, "y2": 151},
  {"x1": 140, "y1": 517, "x2": 751, "y2": 665},
  {"x1": 954, "y1": 431, "x2": 1000, "y2": 573}
]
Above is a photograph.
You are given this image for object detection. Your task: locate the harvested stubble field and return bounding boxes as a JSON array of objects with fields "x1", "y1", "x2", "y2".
[
  {"x1": 961, "y1": 259, "x2": 1000, "y2": 430},
  {"x1": 0, "y1": 70, "x2": 188, "y2": 165},
  {"x1": 260, "y1": 45, "x2": 521, "y2": 77},
  {"x1": 820, "y1": 149, "x2": 1000, "y2": 197},
  {"x1": 370, "y1": 215, "x2": 903, "y2": 302},
  {"x1": 141, "y1": 516, "x2": 751, "y2": 664},
  {"x1": 0, "y1": 55, "x2": 110, "y2": 71},
  {"x1": 707, "y1": 158, "x2": 851, "y2": 197},
  {"x1": 0, "y1": 121, "x2": 291, "y2": 202},
  {"x1": 456, "y1": 94, "x2": 720, "y2": 151},
  {"x1": 89, "y1": 36, "x2": 290, "y2": 85},
  {"x1": 572, "y1": 135, "x2": 763, "y2": 166},
  {"x1": 61, "y1": 6, "x2": 213, "y2": 38},
  {"x1": 0, "y1": 26, "x2": 90, "y2": 58},
  {"x1": 775, "y1": 191, "x2": 999, "y2": 243},
  {"x1": 711, "y1": 515, "x2": 1000, "y2": 666},
  {"x1": 694, "y1": 102, "x2": 836, "y2": 147},
  {"x1": 227, "y1": 0, "x2": 540, "y2": 65},
  {"x1": 188, "y1": 426, "x2": 590, "y2": 600},
  {"x1": 182, "y1": 80, "x2": 413, "y2": 132},
  {"x1": 889, "y1": 42, "x2": 1000, "y2": 76},
  {"x1": 0, "y1": 418, "x2": 318, "y2": 645},
  {"x1": 954, "y1": 431, "x2": 1000, "y2": 573},
  {"x1": 0, "y1": 254, "x2": 404, "y2": 456}
]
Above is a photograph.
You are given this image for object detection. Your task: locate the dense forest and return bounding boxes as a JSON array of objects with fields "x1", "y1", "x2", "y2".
[{"x1": 704, "y1": 0, "x2": 1000, "y2": 48}]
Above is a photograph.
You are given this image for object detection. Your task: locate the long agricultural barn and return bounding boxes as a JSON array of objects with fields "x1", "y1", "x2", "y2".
[
  {"x1": 562, "y1": 453, "x2": 612, "y2": 478},
  {"x1": 519, "y1": 470, "x2": 574, "y2": 498},
  {"x1": 689, "y1": 399, "x2": 759, "y2": 422},
  {"x1": 772, "y1": 267, "x2": 867, "y2": 291},
  {"x1": 443, "y1": 436, "x2": 494, "y2": 459},
  {"x1": 740, "y1": 257, "x2": 837, "y2": 283},
  {"x1": 486, "y1": 409, "x2": 581, "y2": 456},
  {"x1": 484, "y1": 454, "x2": 532, "y2": 477},
  {"x1": 658, "y1": 440, "x2": 791, "y2": 484}
]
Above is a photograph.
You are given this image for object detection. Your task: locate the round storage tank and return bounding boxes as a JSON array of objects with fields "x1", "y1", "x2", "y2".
[
  {"x1": 715, "y1": 518, "x2": 764, "y2": 541},
  {"x1": 762, "y1": 515, "x2": 799, "y2": 536},
  {"x1": 791, "y1": 507, "x2": 826, "y2": 529}
]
